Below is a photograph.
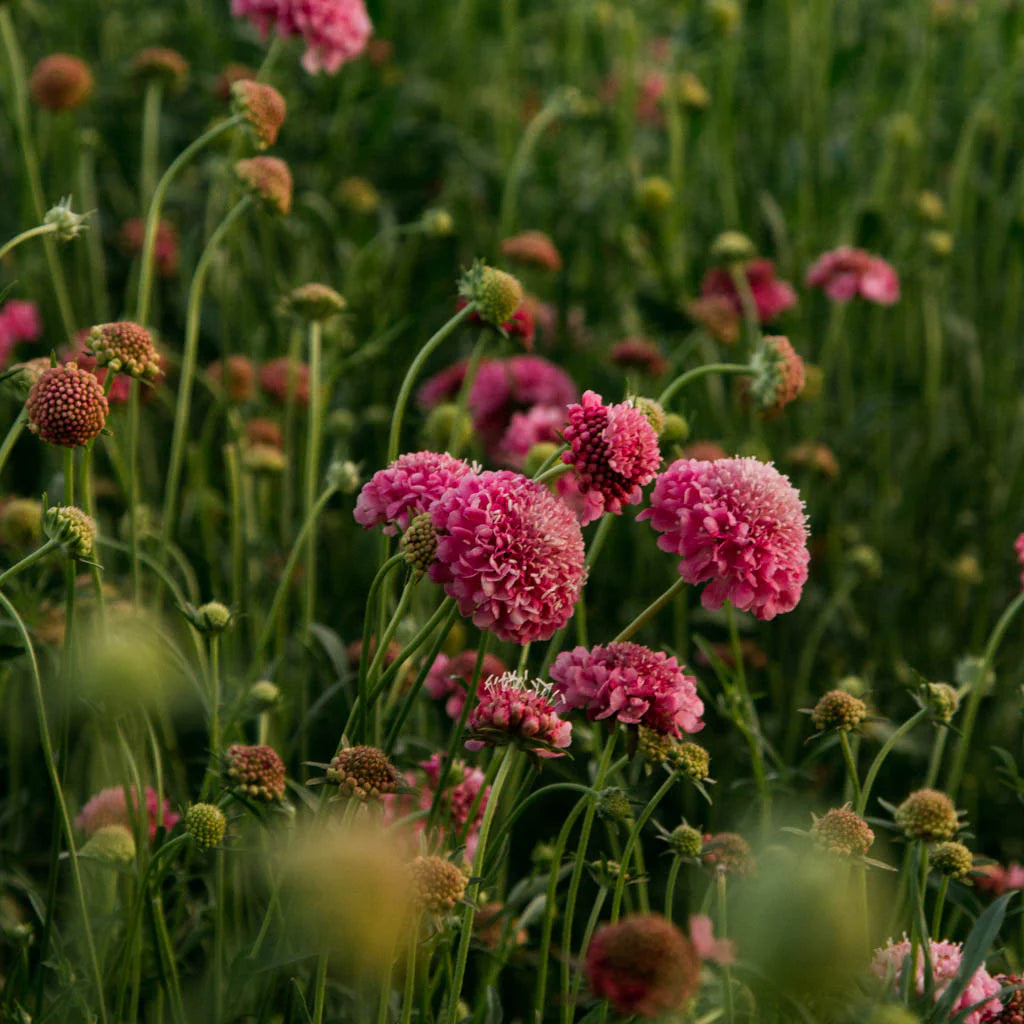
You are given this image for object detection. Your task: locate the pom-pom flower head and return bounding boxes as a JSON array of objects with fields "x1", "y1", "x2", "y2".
[
  {"x1": 429, "y1": 470, "x2": 586, "y2": 644},
  {"x1": 465, "y1": 672, "x2": 572, "y2": 758},
  {"x1": 561, "y1": 390, "x2": 662, "y2": 525},
  {"x1": 410, "y1": 855, "x2": 467, "y2": 915},
  {"x1": 75, "y1": 785, "x2": 179, "y2": 843},
  {"x1": 87, "y1": 322, "x2": 161, "y2": 380},
  {"x1": 29, "y1": 54, "x2": 94, "y2": 111},
  {"x1": 872, "y1": 936, "x2": 1002, "y2": 1024},
  {"x1": 550, "y1": 642, "x2": 704, "y2": 737},
  {"x1": 235, "y1": 156, "x2": 293, "y2": 215},
  {"x1": 327, "y1": 746, "x2": 401, "y2": 799},
  {"x1": 185, "y1": 803, "x2": 227, "y2": 850},
  {"x1": 811, "y1": 689, "x2": 867, "y2": 732},
  {"x1": 354, "y1": 451, "x2": 474, "y2": 535},
  {"x1": 810, "y1": 806, "x2": 875, "y2": 858},
  {"x1": 26, "y1": 363, "x2": 109, "y2": 448},
  {"x1": 894, "y1": 788, "x2": 960, "y2": 842},
  {"x1": 458, "y1": 261, "x2": 524, "y2": 327},
  {"x1": 231, "y1": 79, "x2": 287, "y2": 149},
  {"x1": 424, "y1": 649, "x2": 508, "y2": 719},
  {"x1": 806, "y1": 246, "x2": 900, "y2": 306},
  {"x1": 585, "y1": 913, "x2": 700, "y2": 1018},
  {"x1": 225, "y1": 744, "x2": 287, "y2": 801},
  {"x1": 638, "y1": 456, "x2": 810, "y2": 620}
]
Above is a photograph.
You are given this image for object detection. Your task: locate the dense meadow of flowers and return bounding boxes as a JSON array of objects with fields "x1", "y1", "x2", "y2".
[{"x1": 3, "y1": 0, "x2": 1024, "y2": 1021}]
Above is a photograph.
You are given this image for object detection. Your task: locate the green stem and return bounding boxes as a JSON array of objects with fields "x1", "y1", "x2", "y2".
[
  {"x1": 135, "y1": 114, "x2": 244, "y2": 325},
  {"x1": 856, "y1": 708, "x2": 930, "y2": 816},
  {"x1": 128, "y1": 379, "x2": 142, "y2": 604},
  {"x1": 399, "y1": 935, "x2": 418, "y2": 1024},
  {"x1": 947, "y1": 589, "x2": 1024, "y2": 799},
  {"x1": 0, "y1": 590, "x2": 108, "y2": 1023},
  {"x1": 657, "y1": 363, "x2": 752, "y2": 408},
  {"x1": 839, "y1": 730, "x2": 863, "y2": 809},
  {"x1": 303, "y1": 320, "x2": 324, "y2": 642},
  {"x1": 447, "y1": 746, "x2": 518, "y2": 1024},
  {"x1": 312, "y1": 950, "x2": 329, "y2": 1024},
  {"x1": 160, "y1": 196, "x2": 253, "y2": 553},
  {"x1": 0, "y1": 409, "x2": 27, "y2": 481},
  {"x1": 717, "y1": 872, "x2": 735, "y2": 1024},
  {"x1": 931, "y1": 874, "x2": 949, "y2": 939},
  {"x1": 140, "y1": 81, "x2": 163, "y2": 209},
  {"x1": 0, "y1": 221, "x2": 58, "y2": 262},
  {"x1": 0, "y1": 7, "x2": 77, "y2": 339},
  {"x1": 613, "y1": 576, "x2": 688, "y2": 643},
  {"x1": 0, "y1": 538, "x2": 59, "y2": 587},
  {"x1": 386, "y1": 304, "x2": 475, "y2": 464}
]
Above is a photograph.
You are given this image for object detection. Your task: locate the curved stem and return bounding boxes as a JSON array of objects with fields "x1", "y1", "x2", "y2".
[
  {"x1": 0, "y1": 590, "x2": 108, "y2": 1023},
  {"x1": 657, "y1": 362, "x2": 752, "y2": 408},
  {"x1": 0, "y1": 409, "x2": 27, "y2": 482},
  {"x1": 946, "y1": 589, "x2": 1024, "y2": 799},
  {"x1": 447, "y1": 745, "x2": 518, "y2": 1024},
  {"x1": 135, "y1": 114, "x2": 244, "y2": 325},
  {"x1": 160, "y1": 196, "x2": 253, "y2": 553},
  {"x1": 0, "y1": 221, "x2": 57, "y2": 262},
  {"x1": 386, "y1": 304, "x2": 475, "y2": 465},
  {"x1": 856, "y1": 708, "x2": 929, "y2": 816},
  {"x1": 0, "y1": 538, "x2": 59, "y2": 587}
]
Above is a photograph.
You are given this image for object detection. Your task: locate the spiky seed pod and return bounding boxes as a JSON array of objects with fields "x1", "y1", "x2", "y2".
[
  {"x1": 185, "y1": 803, "x2": 227, "y2": 851},
  {"x1": 326, "y1": 746, "x2": 401, "y2": 800}
]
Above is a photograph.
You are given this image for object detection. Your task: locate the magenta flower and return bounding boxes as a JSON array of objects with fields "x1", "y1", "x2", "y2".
[
  {"x1": 1015, "y1": 534, "x2": 1024, "y2": 589},
  {"x1": 424, "y1": 649, "x2": 509, "y2": 719},
  {"x1": 638, "y1": 457, "x2": 809, "y2": 620},
  {"x1": 495, "y1": 404, "x2": 568, "y2": 467},
  {"x1": 429, "y1": 470, "x2": 586, "y2": 643},
  {"x1": 976, "y1": 860, "x2": 1024, "y2": 895},
  {"x1": 465, "y1": 672, "x2": 572, "y2": 757},
  {"x1": 806, "y1": 246, "x2": 900, "y2": 305},
  {"x1": 232, "y1": 0, "x2": 372, "y2": 75},
  {"x1": 549, "y1": 642, "x2": 704, "y2": 737},
  {"x1": 700, "y1": 259, "x2": 797, "y2": 323},
  {"x1": 0, "y1": 300, "x2": 42, "y2": 343},
  {"x1": 871, "y1": 936, "x2": 1002, "y2": 1024},
  {"x1": 561, "y1": 391, "x2": 661, "y2": 525},
  {"x1": 354, "y1": 451, "x2": 475, "y2": 535},
  {"x1": 75, "y1": 785, "x2": 180, "y2": 843},
  {"x1": 688, "y1": 915, "x2": 736, "y2": 966}
]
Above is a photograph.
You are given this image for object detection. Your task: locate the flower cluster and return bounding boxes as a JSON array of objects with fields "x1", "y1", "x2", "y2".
[
  {"x1": 25, "y1": 363, "x2": 109, "y2": 448},
  {"x1": 550, "y1": 642, "x2": 704, "y2": 737},
  {"x1": 409, "y1": 855, "x2": 467, "y2": 914},
  {"x1": 75, "y1": 785, "x2": 179, "y2": 843},
  {"x1": 327, "y1": 746, "x2": 401, "y2": 799},
  {"x1": 806, "y1": 246, "x2": 900, "y2": 305},
  {"x1": 86, "y1": 322, "x2": 161, "y2": 380},
  {"x1": 561, "y1": 391, "x2": 662, "y2": 524},
  {"x1": 225, "y1": 744, "x2": 287, "y2": 802},
  {"x1": 0, "y1": 300, "x2": 42, "y2": 367},
  {"x1": 700, "y1": 259, "x2": 797, "y2": 323},
  {"x1": 639, "y1": 456, "x2": 809, "y2": 620},
  {"x1": 424, "y1": 649, "x2": 508, "y2": 719},
  {"x1": 465, "y1": 672, "x2": 572, "y2": 757},
  {"x1": 810, "y1": 806, "x2": 875, "y2": 858}
]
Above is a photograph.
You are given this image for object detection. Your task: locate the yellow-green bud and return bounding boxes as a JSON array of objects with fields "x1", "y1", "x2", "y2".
[
  {"x1": 811, "y1": 690, "x2": 867, "y2": 732},
  {"x1": 249, "y1": 680, "x2": 281, "y2": 709},
  {"x1": 401, "y1": 513, "x2": 437, "y2": 573},
  {"x1": 80, "y1": 824, "x2": 136, "y2": 864},
  {"x1": 659, "y1": 412, "x2": 690, "y2": 445},
  {"x1": 410, "y1": 856, "x2": 466, "y2": 915},
  {"x1": 672, "y1": 741, "x2": 711, "y2": 781},
  {"x1": 44, "y1": 196, "x2": 90, "y2": 242},
  {"x1": 459, "y1": 261, "x2": 523, "y2": 326},
  {"x1": 667, "y1": 823, "x2": 703, "y2": 858},
  {"x1": 895, "y1": 789, "x2": 959, "y2": 842},
  {"x1": 637, "y1": 176, "x2": 673, "y2": 216},
  {"x1": 283, "y1": 283, "x2": 346, "y2": 322},
  {"x1": 710, "y1": 230, "x2": 756, "y2": 264},
  {"x1": 44, "y1": 505, "x2": 96, "y2": 559},
  {"x1": 185, "y1": 803, "x2": 227, "y2": 851},
  {"x1": 326, "y1": 460, "x2": 362, "y2": 494},
  {"x1": 422, "y1": 403, "x2": 473, "y2": 453},
  {"x1": 194, "y1": 601, "x2": 233, "y2": 634},
  {"x1": 422, "y1": 207, "x2": 454, "y2": 237},
  {"x1": 596, "y1": 788, "x2": 633, "y2": 824},
  {"x1": 524, "y1": 441, "x2": 561, "y2": 479},
  {"x1": 931, "y1": 841, "x2": 972, "y2": 879}
]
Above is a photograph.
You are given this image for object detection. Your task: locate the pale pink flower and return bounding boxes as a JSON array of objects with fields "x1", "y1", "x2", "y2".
[
  {"x1": 424, "y1": 650, "x2": 509, "y2": 719},
  {"x1": 561, "y1": 391, "x2": 662, "y2": 525},
  {"x1": 688, "y1": 915, "x2": 736, "y2": 966},
  {"x1": 700, "y1": 260, "x2": 797, "y2": 323},
  {"x1": 1, "y1": 301, "x2": 42, "y2": 342},
  {"x1": 465, "y1": 672, "x2": 572, "y2": 757},
  {"x1": 975, "y1": 861, "x2": 1024, "y2": 895},
  {"x1": 871, "y1": 936, "x2": 1002, "y2": 1024},
  {"x1": 75, "y1": 785, "x2": 180, "y2": 843},
  {"x1": 429, "y1": 470, "x2": 586, "y2": 643},
  {"x1": 354, "y1": 451, "x2": 475, "y2": 535},
  {"x1": 495, "y1": 404, "x2": 568, "y2": 467},
  {"x1": 806, "y1": 246, "x2": 900, "y2": 305},
  {"x1": 549, "y1": 642, "x2": 704, "y2": 737},
  {"x1": 638, "y1": 457, "x2": 809, "y2": 620}
]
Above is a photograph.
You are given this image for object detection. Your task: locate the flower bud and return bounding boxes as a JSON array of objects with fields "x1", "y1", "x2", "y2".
[
  {"x1": 131, "y1": 47, "x2": 190, "y2": 93},
  {"x1": 235, "y1": 157, "x2": 292, "y2": 216},
  {"x1": 87, "y1": 321, "x2": 161, "y2": 379},
  {"x1": 44, "y1": 196, "x2": 90, "y2": 242},
  {"x1": 80, "y1": 824, "x2": 136, "y2": 864},
  {"x1": 931, "y1": 841, "x2": 972, "y2": 879},
  {"x1": 811, "y1": 690, "x2": 867, "y2": 732},
  {"x1": 26, "y1": 363, "x2": 108, "y2": 448},
  {"x1": 710, "y1": 230, "x2": 755, "y2": 264},
  {"x1": 326, "y1": 459, "x2": 362, "y2": 494},
  {"x1": 810, "y1": 806, "x2": 874, "y2": 858},
  {"x1": 326, "y1": 746, "x2": 401, "y2": 800},
  {"x1": 667, "y1": 823, "x2": 703, "y2": 858},
  {"x1": 401, "y1": 512, "x2": 437, "y2": 573},
  {"x1": 249, "y1": 680, "x2": 281, "y2": 710},
  {"x1": 30, "y1": 54, "x2": 94, "y2": 111},
  {"x1": 659, "y1": 412, "x2": 690, "y2": 445},
  {"x1": 458, "y1": 261, "x2": 524, "y2": 327},
  {"x1": 231, "y1": 79, "x2": 286, "y2": 150},
  {"x1": 421, "y1": 207, "x2": 455, "y2": 237},
  {"x1": 282, "y1": 282, "x2": 346, "y2": 322},
  {"x1": 596, "y1": 788, "x2": 633, "y2": 824},
  {"x1": 193, "y1": 601, "x2": 233, "y2": 634},
  {"x1": 895, "y1": 788, "x2": 960, "y2": 842},
  {"x1": 410, "y1": 856, "x2": 467, "y2": 915},
  {"x1": 422, "y1": 403, "x2": 473, "y2": 453},
  {"x1": 225, "y1": 743, "x2": 286, "y2": 802},
  {"x1": 44, "y1": 505, "x2": 96, "y2": 559},
  {"x1": 185, "y1": 803, "x2": 227, "y2": 851}
]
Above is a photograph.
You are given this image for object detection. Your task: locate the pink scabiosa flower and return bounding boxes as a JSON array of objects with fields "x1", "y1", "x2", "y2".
[
  {"x1": 638, "y1": 457, "x2": 810, "y2": 620},
  {"x1": 688, "y1": 915, "x2": 736, "y2": 966},
  {"x1": 429, "y1": 470, "x2": 586, "y2": 643},
  {"x1": 806, "y1": 246, "x2": 900, "y2": 305},
  {"x1": 29, "y1": 54, "x2": 94, "y2": 111},
  {"x1": 209, "y1": 355, "x2": 257, "y2": 403},
  {"x1": 550, "y1": 642, "x2": 704, "y2": 737},
  {"x1": 75, "y1": 785, "x2": 180, "y2": 843},
  {"x1": 585, "y1": 913, "x2": 700, "y2": 1017},
  {"x1": 976, "y1": 861, "x2": 1024, "y2": 896},
  {"x1": 0, "y1": 301, "x2": 42, "y2": 343},
  {"x1": 424, "y1": 649, "x2": 508, "y2": 719},
  {"x1": 700, "y1": 259, "x2": 798, "y2": 323},
  {"x1": 495, "y1": 404, "x2": 568, "y2": 467},
  {"x1": 25, "y1": 363, "x2": 109, "y2": 447},
  {"x1": 501, "y1": 231, "x2": 563, "y2": 272},
  {"x1": 561, "y1": 391, "x2": 662, "y2": 525},
  {"x1": 465, "y1": 671, "x2": 572, "y2": 758},
  {"x1": 354, "y1": 451, "x2": 475, "y2": 536},
  {"x1": 872, "y1": 936, "x2": 1002, "y2": 1024},
  {"x1": 260, "y1": 356, "x2": 310, "y2": 405}
]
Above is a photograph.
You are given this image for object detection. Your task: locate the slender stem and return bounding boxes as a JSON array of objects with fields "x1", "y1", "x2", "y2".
[
  {"x1": 303, "y1": 320, "x2": 324, "y2": 642},
  {"x1": 0, "y1": 7, "x2": 77, "y2": 339},
  {"x1": 856, "y1": 708, "x2": 930, "y2": 816},
  {"x1": 160, "y1": 196, "x2": 253, "y2": 553},
  {"x1": 0, "y1": 538, "x2": 60, "y2": 587},
  {"x1": 534, "y1": 463, "x2": 571, "y2": 486},
  {"x1": 839, "y1": 730, "x2": 863, "y2": 808},
  {"x1": 80, "y1": 443, "x2": 106, "y2": 621},
  {"x1": 447, "y1": 746, "x2": 519, "y2": 1024},
  {"x1": 312, "y1": 951, "x2": 329, "y2": 1024},
  {"x1": 931, "y1": 875, "x2": 950, "y2": 938},
  {"x1": 0, "y1": 221, "x2": 58, "y2": 262},
  {"x1": 135, "y1": 115, "x2": 244, "y2": 325},
  {"x1": 214, "y1": 847, "x2": 225, "y2": 1023},
  {"x1": 664, "y1": 857, "x2": 683, "y2": 921},
  {"x1": 657, "y1": 363, "x2": 752, "y2": 408},
  {"x1": 128, "y1": 379, "x2": 142, "y2": 603},
  {"x1": 0, "y1": 409, "x2": 27, "y2": 481},
  {"x1": 717, "y1": 872, "x2": 735, "y2": 1024},
  {"x1": 386, "y1": 304, "x2": 475, "y2": 464},
  {"x1": 151, "y1": 894, "x2": 187, "y2": 1024},
  {"x1": 947, "y1": 589, "x2": 1024, "y2": 799},
  {"x1": 140, "y1": 81, "x2": 163, "y2": 208},
  {"x1": 614, "y1": 576, "x2": 687, "y2": 643},
  {"x1": 399, "y1": 935, "x2": 418, "y2": 1024},
  {"x1": 0, "y1": 590, "x2": 108, "y2": 1023},
  {"x1": 446, "y1": 329, "x2": 489, "y2": 457}
]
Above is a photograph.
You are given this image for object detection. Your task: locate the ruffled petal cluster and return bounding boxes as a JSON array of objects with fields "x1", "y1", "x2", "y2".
[
  {"x1": 232, "y1": 0, "x2": 372, "y2": 75},
  {"x1": 561, "y1": 391, "x2": 661, "y2": 525},
  {"x1": 465, "y1": 672, "x2": 572, "y2": 757},
  {"x1": 354, "y1": 451, "x2": 474, "y2": 535},
  {"x1": 429, "y1": 470, "x2": 586, "y2": 643},
  {"x1": 806, "y1": 246, "x2": 900, "y2": 305},
  {"x1": 872, "y1": 937, "x2": 1002, "y2": 1024},
  {"x1": 638, "y1": 457, "x2": 809, "y2": 620},
  {"x1": 550, "y1": 642, "x2": 704, "y2": 737},
  {"x1": 424, "y1": 649, "x2": 508, "y2": 719},
  {"x1": 700, "y1": 259, "x2": 797, "y2": 323}
]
